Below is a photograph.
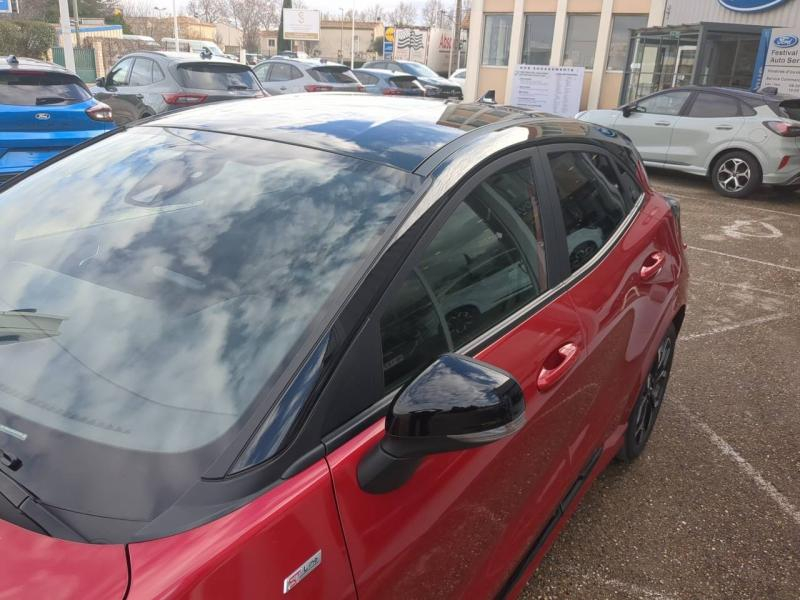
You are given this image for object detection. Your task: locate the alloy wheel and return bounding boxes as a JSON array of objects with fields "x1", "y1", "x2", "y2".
[
  {"x1": 632, "y1": 336, "x2": 673, "y2": 445},
  {"x1": 717, "y1": 158, "x2": 751, "y2": 192}
]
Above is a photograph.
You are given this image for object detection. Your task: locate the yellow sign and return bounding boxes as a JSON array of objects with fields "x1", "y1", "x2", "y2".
[{"x1": 385, "y1": 27, "x2": 395, "y2": 43}]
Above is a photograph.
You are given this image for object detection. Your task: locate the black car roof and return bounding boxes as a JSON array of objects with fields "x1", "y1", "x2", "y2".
[
  {"x1": 146, "y1": 94, "x2": 627, "y2": 172},
  {"x1": 0, "y1": 55, "x2": 71, "y2": 73}
]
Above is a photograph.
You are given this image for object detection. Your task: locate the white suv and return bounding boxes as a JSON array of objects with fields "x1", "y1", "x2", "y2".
[{"x1": 577, "y1": 86, "x2": 800, "y2": 197}]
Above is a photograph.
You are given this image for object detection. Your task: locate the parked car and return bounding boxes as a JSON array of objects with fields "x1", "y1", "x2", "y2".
[
  {"x1": 0, "y1": 94, "x2": 687, "y2": 599},
  {"x1": 121, "y1": 34, "x2": 160, "y2": 50},
  {"x1": 449, "y1": 67, "x2": 466, "y2": 91},
  {"x1": 354, "y1": 68, "x2": 425, "y2": 96},
  {"x1": 577, "y1": 85, "x2": 800, "y2": 197},
  {"x1": 362, "y1": 58, "x2": 463, "y2": 99},
  {"x1": 253, "y1": 57, "x2": 364, "y2": 94},
  {"x1": 92, "y1": 51, "x2": 265, "y2": 125},
  {"x1": 0, "y1": 55, "x2": 113, "y2": 185},
  {"x1": 161, "y1": 38, "x2": 233, "y2": 60}
]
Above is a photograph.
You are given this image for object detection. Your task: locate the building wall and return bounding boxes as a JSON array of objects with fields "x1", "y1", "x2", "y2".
[
  {"x1": 465, "y1": 0, "x2": 667, "y2": 110},
  {"x1": 665, "y1": 0, "x2": 800, "y2": 27},
  {"x1": 312, "y1": 21, "x2": 382, "y2": 62}
]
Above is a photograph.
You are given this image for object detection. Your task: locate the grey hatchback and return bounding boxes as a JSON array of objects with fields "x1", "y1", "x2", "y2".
[
  {"x1": 252, "y1": 57, "x2": 364, "y2": 95},
  {"x1": 92, "y1": 51, "x2": 265, "y2": 125}
]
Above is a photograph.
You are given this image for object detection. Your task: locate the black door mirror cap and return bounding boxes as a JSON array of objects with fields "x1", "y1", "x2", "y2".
[
  {"x1": 622, "y1": 104, "x2": 634, "y2": 117},
  {"x1": 96, "y1": 76, "x2": 106, "y2": 87},
  {"x1": 357, "y1": 354, "x2": 526, "y2": 493}
]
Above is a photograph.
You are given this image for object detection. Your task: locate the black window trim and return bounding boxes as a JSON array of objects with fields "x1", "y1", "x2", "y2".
[{"x1": 321, "y1": 141, "x2": 645, "y2": 455}]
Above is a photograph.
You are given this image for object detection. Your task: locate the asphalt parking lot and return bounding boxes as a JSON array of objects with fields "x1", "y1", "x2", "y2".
[{"x1": 523, "y1": 170, "x2": 800, "y2": 600}]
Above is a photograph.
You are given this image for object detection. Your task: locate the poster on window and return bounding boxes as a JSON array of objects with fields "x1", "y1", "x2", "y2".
[
  {"x1": 756, "y1": 27, "x2": 800, "y2": 95},
  {"x1": 509, "y1": 65, "x2": 584, "y2": 118}
]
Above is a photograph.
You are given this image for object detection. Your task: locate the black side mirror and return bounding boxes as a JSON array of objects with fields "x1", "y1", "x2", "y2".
[
  {"x1": 478, "y1": 89, "x2": 496, "y2": 104},
  {"x1": 358, "y1": 354, "x2": 525, "y2": 494},
  {"x1": 95, "y1": 76, "x2": 106, "y2": 88},
  {"x1": 622, "y1": 104, "x2": 633, "y2": 117}
]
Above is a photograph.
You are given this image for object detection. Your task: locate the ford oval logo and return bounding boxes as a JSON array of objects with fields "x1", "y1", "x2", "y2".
[
  {"x1": 775, "y1": 35, "x2": 799, "y2": 48},
  {"x1": 34, "y1": 112, "x2": 50, "y2": 120},
  {"x1": 717, "y1": 0, "x2": 789, "y2": 12}
]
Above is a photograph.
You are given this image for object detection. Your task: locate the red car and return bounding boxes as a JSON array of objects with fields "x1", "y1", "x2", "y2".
[{"x1": 0, "y1": 95, "x2": 687, "y2": 599}]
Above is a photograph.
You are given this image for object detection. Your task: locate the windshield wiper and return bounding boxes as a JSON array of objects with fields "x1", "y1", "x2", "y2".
[{"x1": 35, "y1": 96, "x2": 77, "y2": 105}]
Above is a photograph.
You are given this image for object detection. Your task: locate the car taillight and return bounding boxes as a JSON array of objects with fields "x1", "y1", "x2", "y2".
[
  {"x1": 383, "y1": 88, "x2": 403, "y2": 95},
  {"x1": 162, "y1": 92, "x2": 207, "y2": 105},
  {"x1": 304, "y1": 84, "x2": 333, "y2": 92},
  {"x1": 763, "y1": 120, "x2": 800, "y2": 137},
  {"x1": 85, "y1": 101, "x2": 113, "y2": 122}
]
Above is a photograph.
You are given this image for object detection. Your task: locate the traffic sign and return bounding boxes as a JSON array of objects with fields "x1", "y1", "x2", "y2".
[{"x1": 383, "y1": 41, "x2": 393, "y2": 60}]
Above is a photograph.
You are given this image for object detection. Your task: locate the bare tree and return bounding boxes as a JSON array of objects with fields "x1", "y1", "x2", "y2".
[
  {"x1": 421, "y1": 0, "x2": 444, "y2": 28},
  {"x1": 119, "y1": 0, "x2": 158, "y2": 18},
  {"x1": 386, "y1": 1, "x2": 416, "y2": 27},
  {"x1": 187, "y1": 0, "x2": 225, "y2": 23},
  {"x1": 362, "y1": 4, "x2": 384, "y2": 22},
  {"x1": 224, "y1": 0, "x2": 278, "y2": 52}
]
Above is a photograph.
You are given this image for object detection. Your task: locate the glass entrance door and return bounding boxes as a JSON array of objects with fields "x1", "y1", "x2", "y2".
[{"x1": 672, "y1": 46, "x2": 696, "y2": 87}]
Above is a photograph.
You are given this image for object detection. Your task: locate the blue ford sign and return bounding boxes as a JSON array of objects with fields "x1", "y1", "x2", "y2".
[
  {"x1": 718, "y1": 0, "x2": 790, "y2": 11},
  {"x1": 774, "y1": 34, "x2": 799, "y2": 47}
]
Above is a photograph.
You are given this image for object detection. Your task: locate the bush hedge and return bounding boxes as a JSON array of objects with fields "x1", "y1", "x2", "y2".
[{"x1": 0, "y1": 20, "x2": 57, "y2": 60}]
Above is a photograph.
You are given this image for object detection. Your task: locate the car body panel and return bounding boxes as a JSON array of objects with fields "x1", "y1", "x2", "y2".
[
  {"x1": 127, "y1": 459, "x2": 355, "y2": 600},
  {"x1": 0, "y1": 519, "x2": 128, "y2": 599}
]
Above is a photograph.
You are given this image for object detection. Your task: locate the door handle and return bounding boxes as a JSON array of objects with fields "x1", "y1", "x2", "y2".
[
  {"x1": 135, "y1": 94, "x2": 144, "y2": 99},
  {"x1": 280, "y1": 86, "x2": 287, "y2": 91},
  {"x1": 654, "y1": 121, "x2": 671, "y2": 126},
  {"x1": 537, "y1": 343, "x2": 579, "y2": 392},
  {"x1": 640, "y1": 251, "x2": 666, "y2": 280},
  {"x1": 715, "y1": 125, "x2": 734, "y2": 130}
]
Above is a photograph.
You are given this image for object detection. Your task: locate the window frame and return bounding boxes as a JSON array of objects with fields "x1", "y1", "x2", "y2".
[
  {"x1": 521, "y1": 13, "x2": 556, "y2": 66},
  {"x1": 562, "y1": 14, "x2": 601, "y2": 70},
  {"x1": 481, "y1": 13, "x2": 514, "y2": 67},
  {"x1": 536, "y1": 142, "x2": 646, "y2": 282},
  {"x1": 606, "y1": 14, "x2": 649, "y2": 72}
]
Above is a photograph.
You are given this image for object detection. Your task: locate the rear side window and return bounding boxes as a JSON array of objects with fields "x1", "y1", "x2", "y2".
[
  {"x1": 309, "y1": 67, "x2": 359, "y2": 83},
  {"x1": 0, "y1": 71, "x2": 91, "y2": 106},
  {"x1": 356, "y1": 72, "x2": 378, "y2": 85},
  {"x1": 688, "y1": 92, "x2": 741, "y2": 118},
  {"x1": 777, "y1": 99, "x2": 800, "y2": 120},
  {"x1": 267, "y1": 62, "x2": 302, "y2": 81},
  {"x1": 177, "y1": 63, "x2": 260, "y2": 90},
  {"x1": 547, "y1": 150, "x2": 628, "y2": 273},
  {"x1": 390, "y1": 76, "x2": 421, "y2": 90},
  {"x1": 380, "y1": 160, "x2": 547, "y2": 390}
]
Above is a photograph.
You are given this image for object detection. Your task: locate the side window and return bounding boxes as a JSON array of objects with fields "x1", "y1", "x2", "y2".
[
  {"x1": 289, "y1": 66, "x2": 304, "y2": 80},
  {"x1": 253, "y1": 64, "x2": 268, "y2": 82},
  {"x1": 380, "y1": 160, "x2": 546, "y2": 391},
  {"x1": 129, "y1": 58, "x2": 154, "y2": 87},
  {"x1": 547, "y1": 151, "x2": 628, "y2": 273},
  {"x1": 268, "y1": 63, "x2": 292, "y2": 81},
  {"x1": 358, "y1": 73, "x2": 378, "y2": 85},
  {"x1": 636, "y1": 90, "x2": 691, "y2": 116},
  {"x1": 107, "y1": 58, "x2": 133, "y2": 87},
  {"x1": 687, "y1": 92, "x2": 741, "y2": 118},
  {"x1": 151, "y1": 61, "x2": 165, "y2": 83}
]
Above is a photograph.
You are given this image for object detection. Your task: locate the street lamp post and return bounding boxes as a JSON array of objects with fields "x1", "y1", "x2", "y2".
[
  {"x1": 339, "y1": 8, "x2": 344, "y2": 61},
  {"x1": 172, "y1": 0, "x2": 179, "y2": 52},
  {"x1": 350, "y1": 0, "x2": 355, "y2": 69}
]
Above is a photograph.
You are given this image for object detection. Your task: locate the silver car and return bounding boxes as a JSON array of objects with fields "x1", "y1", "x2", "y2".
[
  {"x1": 577, "y1": 86, "x2": 800, "y2": 197},
  {"x1": 252, "y1": 57, "x2": 364, "y2": 95}
]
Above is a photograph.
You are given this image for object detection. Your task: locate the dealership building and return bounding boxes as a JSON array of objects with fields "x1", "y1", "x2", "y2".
[{"x1": 464, "y1": 0, "x2": 800, "y2": 110}]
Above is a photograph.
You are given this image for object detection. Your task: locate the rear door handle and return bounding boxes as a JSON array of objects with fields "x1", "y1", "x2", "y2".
[
  {"x1": 640, "y1": 251, "x2": 666, "y2": 280},
  {"x1": 655, "y1": 121, "x2": 671, "y2": 126},
  {"x1": 715, "y1": 125, "x2": 734, "y2": 130},
  {"x1": 537, "y1": 343, "x2": 580, "y2": 392},
  {"x1": 135, "y1": 94, "x2": 144, "y2": 99}
]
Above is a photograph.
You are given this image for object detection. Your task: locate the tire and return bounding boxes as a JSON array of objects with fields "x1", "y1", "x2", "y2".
[
  {"x1": 711, "y1": 150, "x2": 762, "y2": 198},
  {"x1": 618, "y1": 324, "x2": 677, "y2": 462}
]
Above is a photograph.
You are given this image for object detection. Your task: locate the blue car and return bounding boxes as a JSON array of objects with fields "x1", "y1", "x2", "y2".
[{"x1": 0, "y1": 55, "x2": 114, "y2": 184}]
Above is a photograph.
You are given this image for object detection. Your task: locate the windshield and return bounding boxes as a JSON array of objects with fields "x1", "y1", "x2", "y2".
[
  {"x1": 0, "y1": 127, "x2": 418, "y2": 459},
  {"x1": 0, "y1": 71, "x2": 92, "y2": 106},
  {"x1": 177, "y1": 63, "x2": 260, "y2": 90},
  {"x1": 402, "y1": 62, "x2": 439, "y2": 78}
]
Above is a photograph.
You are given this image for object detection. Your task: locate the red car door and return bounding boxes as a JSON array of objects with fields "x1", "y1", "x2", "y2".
[
  {"x1": 538, "y1": 144, "x2": 685, "y2": 472},
  {"x1": 324, "y1": 152, "x2": 594, "y2": 599}
]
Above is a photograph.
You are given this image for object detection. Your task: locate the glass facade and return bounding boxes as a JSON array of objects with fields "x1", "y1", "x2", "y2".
[
  {"x1": 607, "y1": 15, "x2": 649, "y2": 71},
  {"x1": 620, "y1": 24, "x2": 766, "y2": 104},
  {"x1": 482, "y1": 14, "x2": 513, "y2": 66},
  {"x1": 563, "y1": 15, "x2": 601, "y2": 69}
]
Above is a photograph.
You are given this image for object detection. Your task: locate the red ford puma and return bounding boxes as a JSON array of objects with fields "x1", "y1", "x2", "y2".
[{"x1": 0, "y1": 94, "x2": 687, "y2": 599}]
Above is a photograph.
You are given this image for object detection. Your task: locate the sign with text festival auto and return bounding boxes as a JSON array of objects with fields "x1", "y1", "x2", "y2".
[
  {"x1": 759, "y1": 28, "x2": 800, "y2": 95},
  {"x1": 282, "y1": 9, "x2": 320, "y2": 42}
]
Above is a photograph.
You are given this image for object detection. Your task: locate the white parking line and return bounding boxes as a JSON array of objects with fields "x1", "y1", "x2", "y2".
[
  {"x1": 680, "y1": 313, "x2": 790, "y2": 341},
  {"x1": 666, "y1": 192, "x2": 800, "y2": 219},
  {"x1": 687, "y1": 246, "x2": 800, "y2": 273},
  {"x1": 674, "y1": 401, "x2": 800, "y2": 528},
  {"x1": 692, "y1": 278, "x2": 795, "y2": 299}
]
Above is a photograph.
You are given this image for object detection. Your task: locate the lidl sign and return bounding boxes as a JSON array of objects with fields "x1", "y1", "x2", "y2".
[{"x1": 718, "y1": 0, "x2": 790, "y2": 12}]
